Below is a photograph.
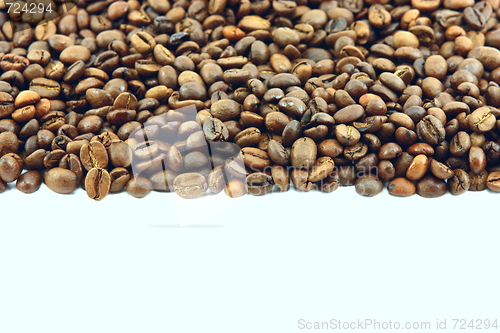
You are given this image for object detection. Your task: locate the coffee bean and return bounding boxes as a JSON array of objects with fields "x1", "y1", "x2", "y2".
[
  {"x1": 469, "y1": 107, "x2": 496, "y2": 133},
  {"x1": 430, "y1": 159, "x2": 454, "y2": 179},
  {"x1": 338, "y1": 165, "x2": 357, "y2": 186},
  {"x1": 469, "y1": 170, "x2": 488, "y2": 191},
  {"x1": 234, "y1": 127, "x2": 261, "y2": 148},
  {"x1": 149, "y1": 169, "x2": 176, "y2": 192},
  {"x1": 203, "y1": 117, "x2": 229, "y2": 142},
  {"x1": 241, "y1": 147, "x2": 270, "y2": 171},
  {"x1": 225, "y1": 154, "x2": 247, "y2": 179},
  {"x1": 291, "y1": 169, "x2": 316, "y2": 192},
  {"x1": 334, "y1": 104, "x2": 364, "y2": 123},
  {"x1": 388, "y1": 177, "x2": 416, "y2": 197},
  {"x1": 60, "y1": 46, "x2": 91, "y2": 64},
  {"x1": 29, "y1": 78, "x2": 60, "y2": 99},
  {"x1": 0, "y1": 154, "x2": 21, "y2": 183},
  {"x1": 416, "y1": 175, "x2": 447, "y2": 198},
  {"x1": 14, "y1": 90, "x2": 40, "y2": 108},
  {"x1": 378, "y1": 142, "x2": 403, "y2": 160},
  {"x1": 335, "y1": 124, "x2": 360, "y2": 147},
  {"x1": 208, "y1": 165, "x2": 226, "y2": 194},
  {"x1": 44, "y1": 167, "x2": 79, "y2": 194},
  {"x1": 0, "y1": 132, "x2": 19, "y2": 157},
  {"x1": 355, "y1": 175, "x2": 383, "y2": 197},
  {"x1": 416, "y1": 115, "x2": 446, "y2": 145},
  {"x1": 271, "y1": 165, "x2": 290, "y2": 192},
  {"x1": 85, "y1": 168, "x2": 111, "y2": 201},
  {"x1": 469, "y1": 146, "x2": 487, "y2": 175},
  {"x1": 0, "y1": 92, "x2": 15, "y2": 119},
  {"x1": 126, "y1": 177, "x2": 153, "y2": 198},
  {"x1": 173, "y1": 172, "x2": 208, "y2": 199},
  {"x1": 184, "y1": 152, "x2": 209, "y2": 170},
  {"x1": 291, "y1": 137, "x2": 317, "y2": 170},
  {"x1": 406, "y1": 154, "x2": 429, "y2": 181},
  {"x1": 308, "y1": 157, "x2": 335, "y2": 183},
  {"x1": 449, "y1": 131, "x2": 471, "y2": 157},
  {"x1": 246, "y1": 172, "x2": 273, "y2": 196},
  {"x1": 0, "y1": 178, "x2": 6, "y2": 194},
  {"x1": 268, "y1": 139, "x2": 289, "y2": 166},
  {"x1": 80, "y1": 141, "x2": 109, "y2": 171},
  {"x1": 486, "y1": 171, "x2": 500, "y2": 192},
  {"x1": 448, "y1": 169, "x2": 470, "y2": 195},
  {"x1": 224, "y1": 178, "x2": 247, "y2": 198}
]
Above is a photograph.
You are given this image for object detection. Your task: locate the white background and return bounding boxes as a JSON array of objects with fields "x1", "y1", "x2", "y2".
[{"x1": 0, "y1": 184, "x2": 499, "y2": 333}]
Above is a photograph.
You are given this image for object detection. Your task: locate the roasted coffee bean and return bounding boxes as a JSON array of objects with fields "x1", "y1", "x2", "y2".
[
  {"x1": 0, "y1": 154, "x2": 21, "y2": 183},
  {"x1": 149, "y1": 169, "x2": 176, "y2": 192},
  {"x1": 108, "y1": 141, "x2": 132, "y2": 168},
  {"x1": 173, "y1": 172, "x2": 208, "y2": 199},
  {"x1": 318, "y1": 171, "x2": 340, "y2": 193},
  {"x1": 469, "y1": 146, "x2": 486, "y2": 175},
  {"x1": 268, "y1": 140, "x2": 289, "y2": 166},
  {"x1": 80, "y1": 141, "x2": 109, "y2": 170},
  {"x1": 208, "y1": 165, "x2": 226, "y2": 194},
  {"x1": 0, "y1": 179, "x2": 7, "y2": 194},
  {"x1": 29, "y1": 78, "x2": 60, "y2": 99},
  {"x1": 406, "y1": 154, "x2": 429, "y2": 181},
  {"x1": 246, "y1": 172, "x2": 274, "y2": 196},
  {"x1": 430, "y1": 159, "x2": 454, "y2": 179},
  {"x1": 203, "y1": 117, "x2": 229, "y2": 142},
  {"x1": 234, "y1": 127, "x2": 261, "y2": 148},
  {"x1": 378, "y1": 160, "x2": 396, "y2": 182},
  {"x1": 126, "y1": 177, "x2": 153, "y2": 198},
  {"x1": 308, "y1": 157, "x2": 335, "y2": 183},
  {"x1": 224, "y1": 178, "x2": 247, "y2": 198},
  {"x1": 378, "y1": 143, "x2": 402, "y2": 160},
  {"x1": 449, "y1": 131, "x2": 471, "y2": 157},
  {"x1": 469, "y1": 107, "x2": 496, "y2": 133},
  {"x1": 388, "y1": 177, "x2": 416, "y2": 197},
  {"x1": 469, "y1": 170, "x2": 488, "y2": 191},
  {"x1": 416, "y1": 115, "x2": 446, "y2": 145},
  {"x1": 335, "y1": 124, "x2": 360, "y2": 147},
  {"x1": 85, "y1": 168, "x2": 111, "y2": 201},
  {"x1": 291, "y1": 137, "x2": 317, "y2": 170},
  {"x1": 43, "y1": 149, "x2": 66, "y2": 169},
  {"x1": 338, "y1": 165, "x2": 357, "y2": 186},
  {"x1": 241, "y1": 147, "x2": 270, "y2": 171},
  {"x1": 271, "y1": 165, "x2": 290, "y2": 192},
  {"x1": 0, "y1": 132, "x2": 19, "y2": 157},
  {"x1": 416, "y1": 175, "x2": 447, "y2": 198},
  {"x1": 355, "y1": 175, "x2": 383, "y2": 197},
  {"x1": 486, "y1": 171, "x2": 500, "y2": 192},
  {"x1": 109, "y1": 168, "x2": 131, "y2": 193},
  {"x1": 59, "y1": 153, "x2": 83, "y2": 182},
  {"x1": 291, "y1": 169, "x2": 316, "y2": 192},
  {"x1": 448, "y1": 169, "x2": 470, "y2": 195},
  {"x1": 44, "y1": 167, "x2": 79, "y2": 194}
]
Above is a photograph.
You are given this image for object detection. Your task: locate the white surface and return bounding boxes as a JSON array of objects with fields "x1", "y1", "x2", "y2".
[{"x1": 0, "y1": 185, "x2": 499, "y2": 333}]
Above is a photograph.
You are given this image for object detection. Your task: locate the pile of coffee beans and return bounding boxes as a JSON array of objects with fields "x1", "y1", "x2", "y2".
[{"x1": 2, "y1": 0, "x2": 500, "y2": 199}]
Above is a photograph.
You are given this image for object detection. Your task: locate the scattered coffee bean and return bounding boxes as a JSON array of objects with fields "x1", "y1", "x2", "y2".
[
  {"x1": 85, "y1": 168, "x2": 111, "y2": 201},
  {"x1": 355, "y1": 175, "x2": 383, "y2": 197},
  {"x1": 173, "y1": 172, "x2": 208, "y2": 199},
  {"x1": 388, "y1": 178, "x2": 416, "y2": 197},
  {"x1": 16, "y1": 170, "x2": 42, "y2": 194},
  {"x1": 246, "y1": 172, "x2": 274, "y2": 196},
  {"x1": 416, "y1": 175, "x2": 447, "y2": 198},
  {"x1": 44, "y1": 167, "x2": 79, "y2": 194},
  {"x1": 126, "y1": 177, "x2": 153, "y2": 198}
]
